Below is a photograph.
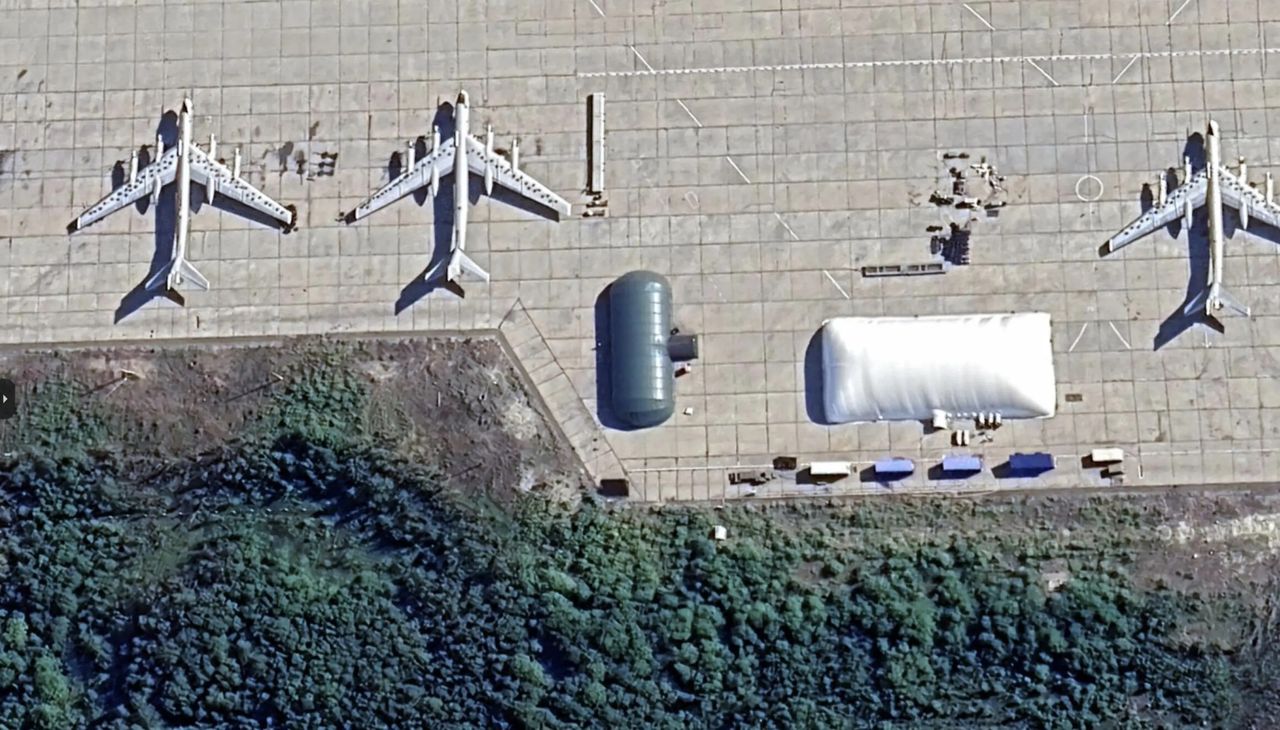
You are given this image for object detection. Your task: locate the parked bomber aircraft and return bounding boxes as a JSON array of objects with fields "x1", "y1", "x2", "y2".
[
  {"x1": 345, "y1": 90, "x2": 571, "y2": 296},
  {"x1": 1102, "y1": 120, "x2": 1280, "y2": 322},
  {"x1": 67, "y1": 98, "x2": 298, "y2": 293}
]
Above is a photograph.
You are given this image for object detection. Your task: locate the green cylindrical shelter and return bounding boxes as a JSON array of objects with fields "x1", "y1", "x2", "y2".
[{"x1": 609, "y1": 271, "x2": 674, "y2": 428}]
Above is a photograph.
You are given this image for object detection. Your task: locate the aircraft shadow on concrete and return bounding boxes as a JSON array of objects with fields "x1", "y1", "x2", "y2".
[
  {"x1": 1139, "y1": 131, "x2": 1280, "y2": 348},
  {"x1": 1134, "y1": 132, "x2": 1212, "y2": 349},
  {"x1": 114, "y1": 112, "x2": 181, "y2": 321},
  {"x1": 113, "y1": 109, "x2": 298, "y2": 322},
  {"x1": 389, "y1": 102, "x2": 568, "y2": 313}
]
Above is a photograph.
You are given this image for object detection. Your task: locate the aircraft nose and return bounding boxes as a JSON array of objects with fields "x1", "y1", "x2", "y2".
[{"x1": 457, "y1": 91, "x2": 469, "y2": 106}]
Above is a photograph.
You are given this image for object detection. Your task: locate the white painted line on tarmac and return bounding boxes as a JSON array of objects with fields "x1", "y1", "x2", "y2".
[
  {"x1": 1068, "y1": 322, "x2": 1089, "y2": 352},
  {"x1": 1108, "y1": 321, "x2": 1132, "y2": 350},
  {"x1": 586, "y1": 0, "x2": 605, "y2": 17},
  {"x1": 1025, "y1": 58, "x2": 1059, "y2": 86},
  {"x1": 1111, "y1": 55, "x2": 1140, "y2": 83},
  {"x1": 775, "y1": 212, "x2": 799, "y2": 241},
  {"x1": 1167, "y1": 0, "x2": 1194, "y2": 25},
  {"x1": 629, "y1": 45, "x2": 655, "y2": 73},
  {"x1": 823, "y1": 270, "x2": 850, "y2": 299},
  {"x1": 580, "y1": 46, "x2": 1280, "y2": 78},
  {"x1": 675, "y1": 99, "x2": 703, "y2": 127},
  {"x1": 725, "y1": 156, "x2": 751, "y2": 183},
  {"x1": 962, "y1": 3, "x2": 995, "y2": 30}
]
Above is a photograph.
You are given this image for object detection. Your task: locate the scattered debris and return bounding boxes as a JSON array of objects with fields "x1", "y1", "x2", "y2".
[
  {"x1": 862, "y1": 262, "x2": 950, "y2": 277},
  {"x1": 728, "y1": 469, "x2": 773, "y2": 486},
  {"x1": 930, "y1": 222, "x2": 971, "y2": 266},
  {"x1": 276, "y1": 141, "x2": 294, "y2": 175}
]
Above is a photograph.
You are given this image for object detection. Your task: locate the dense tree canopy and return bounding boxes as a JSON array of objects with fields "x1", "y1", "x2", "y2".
[{"x1": 0, "y1": 440, "x2": 1247, "y2": 728}]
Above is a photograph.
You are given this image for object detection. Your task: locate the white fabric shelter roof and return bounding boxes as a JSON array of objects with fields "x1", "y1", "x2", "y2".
[{"x1": 820, "y1": 313, "x2": 1057, "y2": 424}]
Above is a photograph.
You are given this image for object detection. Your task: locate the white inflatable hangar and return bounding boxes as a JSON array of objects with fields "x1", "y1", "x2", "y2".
[{"x1": 820, "y1": 313, "x2": 1056, "y2": 425}]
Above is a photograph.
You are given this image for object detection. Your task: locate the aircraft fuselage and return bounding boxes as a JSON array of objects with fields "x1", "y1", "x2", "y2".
[
  {"x1": 1205, "y1": 120, "x2": 1226, "y2": 312},
  {"x1": 452, "y1": 91, "x2": 470, "y2": 280},
  {"x1": 173, "y1": 100, "x2": 194, "y2": 287}
]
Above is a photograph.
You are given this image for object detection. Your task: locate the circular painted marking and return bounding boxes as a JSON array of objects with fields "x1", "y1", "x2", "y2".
[{"x1": 1075, "y1": 174, "x2": 1104, "y2": 202}]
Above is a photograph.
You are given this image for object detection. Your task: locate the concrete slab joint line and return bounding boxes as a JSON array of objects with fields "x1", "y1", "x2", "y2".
[{"x1": 497, "y1": 302, "x2": 628, "y2": 486}]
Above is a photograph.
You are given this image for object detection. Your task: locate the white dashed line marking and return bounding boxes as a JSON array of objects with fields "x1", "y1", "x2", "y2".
[{"x1": 580, "y1": 47, "x2": 1280, "y2": 78}]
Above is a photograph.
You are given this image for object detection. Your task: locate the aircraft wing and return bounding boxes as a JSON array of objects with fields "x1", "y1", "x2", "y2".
[
  {"x1": 1104, "y1": 171, "x2": 1208, "y2": 253},
  {"x1": 465, "y1": 136, "x2": 571, "y2": 217},
  {"x1": 67, "y1": 147, "x2": 178, "y2": 233},
  {"x1": 1216, "y1": 166, "x2": 1280, "y2": 231},
  {"x1": 349, "y1": 138, "x2": 456, "y2": 221},
  {"x1": 188, "y1": 146, "x2": 296, "y2": 231}
]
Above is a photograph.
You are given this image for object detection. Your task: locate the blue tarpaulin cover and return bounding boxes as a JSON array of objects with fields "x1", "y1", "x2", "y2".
[
  {"x1": 1008, "y1": 452, "x2": 1055, "y2": 474},
  {"x1": 942, "y1": 455, "x2": 983, "y2": 473},
  {"x1": 874, "y1": 458, "x2": 915, "y2": 475}
]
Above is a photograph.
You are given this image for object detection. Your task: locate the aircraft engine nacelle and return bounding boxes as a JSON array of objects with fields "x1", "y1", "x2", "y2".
[
  {"x1": 432, "y1": 125, "x2": 440, "y2": 155},
  {"x1": 512, "y1": 137, "x2": 520, "y2": 171},
  {"x1": 1268, "y1": 172, "x2": 1275, "y2": 205},
  {"x1": 406, "y1": 139, "x2": 416, "y2": 169},
  {"x1": 1241, "y1": 198, "x2": 1250, "y2": 230},
  {"x1": 430, "y1": 164, "x2": 439, "y2": 198},
  {"x1": 1157, "y1": 173, "x2": 1167, "y2": 206},
  {"x1": 206, "y1": 174, "x2": 217, "y2": 204},
  {"x1": 151, "y1": 170, "x2": 163, "y2": 205},
  {"x1": 232, "y1": 148, "x2": 241, "y2": 179},
  {"x1": 1184, "y1": 197, "x2": 1193, "y2": 231},
  {"x1": 128, "y1": 150, "x2": 138, "y2": 184}
]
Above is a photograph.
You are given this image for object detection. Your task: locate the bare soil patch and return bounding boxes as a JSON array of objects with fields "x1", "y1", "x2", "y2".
[{"x1": 0, "y1": 335, "x2": 586, "y2": 500}]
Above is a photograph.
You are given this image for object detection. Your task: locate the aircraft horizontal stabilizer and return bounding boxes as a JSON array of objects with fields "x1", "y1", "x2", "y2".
[
  {"x1": 144, "y1": 258, "x2": 210, "y2": 292},
  {"x1": 452, "y1": 249, "x2": 490, "y2": 283},
  {"x1": 1215, "y1": 286, "x2": 1250, "y2": 317}
]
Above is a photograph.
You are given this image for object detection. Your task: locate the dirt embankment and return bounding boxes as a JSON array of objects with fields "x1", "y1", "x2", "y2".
[{"x1": 0, "y1": 336, "x2": 586, "y2": 501}]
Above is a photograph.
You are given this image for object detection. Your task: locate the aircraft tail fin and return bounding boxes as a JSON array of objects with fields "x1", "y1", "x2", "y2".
[
  {"x1": 144, "y1": 258, "x2": 210, "y2": 292},
  {"x1": 1182, "y1": 289, "x2": 1207, "y2": 318}
]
